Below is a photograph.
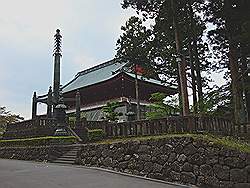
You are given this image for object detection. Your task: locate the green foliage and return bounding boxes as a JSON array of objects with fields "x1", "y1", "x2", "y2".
[
  {"x1": 102, "y1": 101, "x2": 123, "y2": 122},
  {"x1": 119, "y1": 0, "x2": 211, "y2": 82},
  {"x1": 0, "y1": 136, "x2": 76, "y2": 147},
  {"x1": 191, "y1": 84, "x2": 233, "y2": 117},
  {"x1": 0, "y1": 106, "x2": 24, "y2": 129},
  {"x1": 88, "y1": 129, "x2": 105, "y2": 142},
  {"x1": 146, "y1": 92, "x2": 179, "y2": 119},
  {"x1": 116, "y1": 16, "x2": 157, "y2": 79}
]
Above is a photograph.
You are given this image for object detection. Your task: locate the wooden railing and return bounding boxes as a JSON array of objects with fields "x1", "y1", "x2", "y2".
[
  {"x1": 3, "y1": 118, "x2": 56, "y2": 139},
  {"x1": 69, "y1": 120, "x2": 107, "y2": 130},
  {"x1": 2, "y1": 115, "x2": 248, "y2": 140},
  {"x1": 101, "y1": 116, "x2": 241, "y2": 138}
]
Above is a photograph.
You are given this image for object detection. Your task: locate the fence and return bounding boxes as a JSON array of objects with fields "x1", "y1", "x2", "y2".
[
  {"x1": 69, "y1": 120, "x2": 107, "y2": 130},
  {"x1": 102, "y1": 116, "x2": 247, "y2": 138},
  {"x1": 2, "y1": 115, "x2": 248, "y2": 140},
  {"x1": 3, "y1": 118, "x2": 56, "y2": 139}
]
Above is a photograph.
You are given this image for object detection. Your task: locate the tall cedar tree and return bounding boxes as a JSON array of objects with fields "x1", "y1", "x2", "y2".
[
  {"x1": 120, "y1": 0, "x2": 211, "y2": 115},
  {"x1": 205, "y1": 0, "x2": 250, "y2": 124}
]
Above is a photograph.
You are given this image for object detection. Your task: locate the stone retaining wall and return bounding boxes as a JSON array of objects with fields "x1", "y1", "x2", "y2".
[
  {"x1": 77, "y1": 137, "x2": 250, "y2": 188},
  {"x1": 0, "y1": 145, "x2": 71, "y2": 161}
]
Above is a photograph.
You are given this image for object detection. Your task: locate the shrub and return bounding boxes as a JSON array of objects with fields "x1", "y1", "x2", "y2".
[
  {"x1": 88, "y1": 129, "x2": 105, "y2": 141},
  {"x1": 0, "y1": 136, "x2": 77, "y2": 147}
]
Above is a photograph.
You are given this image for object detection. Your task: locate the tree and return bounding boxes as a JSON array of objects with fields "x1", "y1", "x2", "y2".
[
  {"x1": 192, "y1": 84, "x2": 233, "y2": 117},
  {"x1": 0, "y1": 106, "x2": 24, "y2": 129},
  {"x1": 205, "y1": 0, "x2": 250, "y2": 124},
  {"x1": 120, "y1": 0, "x2": 211, "y2": 115},
  {"x1": 146, "y1": 92, "x2": 179, "y2": 119},
  {"x1": 102, "y1": 101, "x2": 123, "y2": 122},
  {"x1": 116, "y1": 16, "x2": 155, "y2": 120}
]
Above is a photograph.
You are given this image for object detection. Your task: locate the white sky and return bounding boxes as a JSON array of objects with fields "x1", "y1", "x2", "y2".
[
  {"x1": 0, "y1": 0, "x2": 225, "y2": 119},
  {"x1": 0, "y1": 0, "x2": 136, "y2": 119}
]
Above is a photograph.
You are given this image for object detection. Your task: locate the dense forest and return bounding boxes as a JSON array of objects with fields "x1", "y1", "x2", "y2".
[{"x1": 116, "y1": 0, "x2": 250, "y2": 125}]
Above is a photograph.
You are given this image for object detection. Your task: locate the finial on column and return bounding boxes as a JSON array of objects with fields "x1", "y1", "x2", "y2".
[
  {"x1": 53, "y1": 29, "x2": 62, "y2": 56},
  {"x1": 32, "y1": 91, "x2": 37, "y2": 119},
  {"x1": 33, "y1": 91, "x2": 37, "y2": 99}
]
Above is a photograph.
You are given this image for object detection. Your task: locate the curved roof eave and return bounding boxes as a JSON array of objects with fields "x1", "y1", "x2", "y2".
[{"x1": 62, "y1": 59, "x2": 178, "y2": 94}]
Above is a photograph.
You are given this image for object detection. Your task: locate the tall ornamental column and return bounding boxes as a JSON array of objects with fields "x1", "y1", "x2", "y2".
[{"x1": 53, "y1": 29, "x2": 62, "y2": 106}]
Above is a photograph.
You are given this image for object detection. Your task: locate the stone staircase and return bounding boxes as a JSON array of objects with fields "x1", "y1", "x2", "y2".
[{"x1": 52, "y1": 146, "x2": 80, "y2": 165}]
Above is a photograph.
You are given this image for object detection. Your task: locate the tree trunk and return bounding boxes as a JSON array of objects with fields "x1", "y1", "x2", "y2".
[
  {"x1": 229, "y1": 41, "x2": 242, "y2": 126},
  {"x1": 193, "y1": 40, "x2": 203, "y2": 108},
  {"x1": 177, "y1": 66, "x2": 183, "y2": 116},
  {"x1": 135, "y1": 66, "x2": 140, "y2": 120},
  {"x1": 187, "y1": 1, "x2": 203, "y2": 111},
  {"x1": 188, "y1": 41, "x2": 198, "y2": 113},
  {"x1": 225, "y1": 0, "x2": 244, "y2": 127},
  {"x1": 171, "y1": 0, "x2": 190, "y2": 116},
  {"x1": 240, "y1": 45, "x2": 249, "y2": 122}
]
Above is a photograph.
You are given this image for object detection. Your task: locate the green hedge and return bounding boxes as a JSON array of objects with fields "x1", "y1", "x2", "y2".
[
  {"x1": 88, "y1": 129, "x2": 105, "y2": 141},
  {"x1": 0, "y1": 136, "x2": 77, "y2": 147}
]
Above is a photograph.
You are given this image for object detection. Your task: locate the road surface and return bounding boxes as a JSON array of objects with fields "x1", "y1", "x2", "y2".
[{"x1": 0, "y1": 159, "x2": 189, "y2": 188}]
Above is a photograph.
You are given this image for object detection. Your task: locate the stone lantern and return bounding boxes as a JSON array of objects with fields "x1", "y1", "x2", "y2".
[{"x1": 54, "y1": 103, "x2": 68, "y2": 136}]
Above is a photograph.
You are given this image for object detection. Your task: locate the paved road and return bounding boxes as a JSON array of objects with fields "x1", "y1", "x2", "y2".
[{"x1": 0, "y1": 159, "x2": 189, "y2": 188}]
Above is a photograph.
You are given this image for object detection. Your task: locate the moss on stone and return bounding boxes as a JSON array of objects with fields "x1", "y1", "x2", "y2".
[
  {"x1": 0, "y1": 136, "x2": 77, "y2": 147},
  {"x1": 96, "y1": 133, "x2": 250, "y2": 153}
]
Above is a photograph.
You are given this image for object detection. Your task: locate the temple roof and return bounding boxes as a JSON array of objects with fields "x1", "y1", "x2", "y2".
[{"x1": 62, "y1": 59, "x2": 177, "y2": 93}]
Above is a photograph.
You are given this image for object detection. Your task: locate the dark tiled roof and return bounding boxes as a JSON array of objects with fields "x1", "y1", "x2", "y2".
[{"x1": 62, "y1": 59, "x2": 177, "y2": 93}]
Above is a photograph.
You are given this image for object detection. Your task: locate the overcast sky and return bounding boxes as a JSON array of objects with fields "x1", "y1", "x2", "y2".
[{"x1": 0, "y1": 0, "x2": 137, "y2": 119}]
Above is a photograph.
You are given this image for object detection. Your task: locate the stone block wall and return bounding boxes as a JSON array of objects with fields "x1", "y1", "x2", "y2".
[
  {"x1": 0, "y1": 145, "x2": 71, "y2": 161},
  {"x1": 77, "y1": 137, "x2": 250, "y2": 188}
]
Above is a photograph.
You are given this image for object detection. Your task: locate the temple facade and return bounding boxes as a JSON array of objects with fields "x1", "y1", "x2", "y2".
[
  {"x1": 62, "y1": 59, "x2": 177, "y2": 121},
  {"x1": 30, "y1": 30, "x2": 177, "y2": 122}
]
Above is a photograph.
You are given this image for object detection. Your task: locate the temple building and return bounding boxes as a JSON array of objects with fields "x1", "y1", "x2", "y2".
[{"x1": 62, "y1": 59, "x2": 177, "y2": 121}]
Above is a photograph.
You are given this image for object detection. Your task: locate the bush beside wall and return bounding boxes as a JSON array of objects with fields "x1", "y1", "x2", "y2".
[
  {"x1": 0, "y1": 136, "x2": 76, "y2": 147},
  {"x1": 88, "y1": 129, "x2": 105, "y2": 141}
]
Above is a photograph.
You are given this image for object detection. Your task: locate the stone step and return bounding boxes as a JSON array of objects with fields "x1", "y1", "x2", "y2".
[
  {"x1": 62, "y1": 154, "x2": 78, "y2": 158},
  {"x1": 59, "y1": 155, "x2": 77, "y2": 159},
  {"x1": 64, "y1": 152, "x2": 78, "y2": 155},
  {"x1": 66, "y1": 150, "x2": 79, "y2": 153},
  {"x1": 51, "y1": 146, "x2": 81, "y2": 165},
  {"x1": 63, "y1": 151, "x2": 77, "y2": 155},
  {"x1": 53, "y1": 160, "x2": 75, "y2": 164},
  {"x1": 67, "y1": 147, "x2": 80, "y2": 151},
  {"x1": 69, "y1": 148, "x2": 80, "y2": 151},
  {"x1": 55, "y1": 157, "x2": 75, "y2": 162}
]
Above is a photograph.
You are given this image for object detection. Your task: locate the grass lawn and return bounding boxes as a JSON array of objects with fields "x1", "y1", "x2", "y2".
[
  {"x1": 96, "y1": 133, "x2": 250, "y2": 153},
  {"x1": 0, "y1": 136, "x2": 77, "y2": 147}
]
